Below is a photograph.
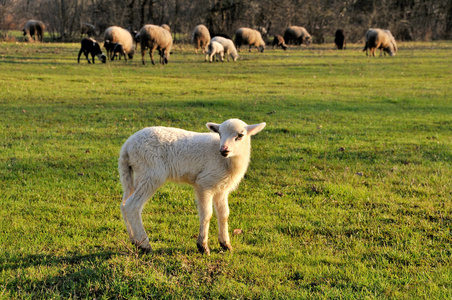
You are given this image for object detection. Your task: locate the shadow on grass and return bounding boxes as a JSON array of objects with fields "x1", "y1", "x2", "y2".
[
  {"x1": 1, "y1": 250, "x2": 116, "y2": 272},
  {"x1": 1, "y1": 245, "x2": 203, "y2": 298}
]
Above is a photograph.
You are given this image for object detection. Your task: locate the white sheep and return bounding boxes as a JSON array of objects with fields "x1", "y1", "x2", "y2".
[
  {"x1": 192, "y1": 24, "x2": 211, "y2": 54},
  {"x1": 205, "y1": 41, "x2": 224, "y2": 62},
  {"x1": 103, "y1": 26, "x2": 135, "y2": 60},
  {"x1": 363, "y1": 28, "x2": 397, "y2": 57},
  {"x1": 139, "y1": 24, "x2": 173, "y2": 65},
  {"x1": 211, "y1": 36, "x2": 239, "y2": 62},
  {"x1": 283, "y1": 26, "x2": 312, "y2": 46},
  {"x1": 118, "y1": 119, "x2": 266, "y2": 254},
  {"x1": 235, "y1": 27, "x2": 266, "y2": 52}
]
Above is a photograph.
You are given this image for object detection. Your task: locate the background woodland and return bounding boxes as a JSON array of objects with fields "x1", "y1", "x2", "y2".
[{"x1": 1, "y1": 0, "x2": 452, "y2": 42}]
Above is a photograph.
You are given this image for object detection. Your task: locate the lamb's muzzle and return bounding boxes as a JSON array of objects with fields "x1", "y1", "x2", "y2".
[{"x1": 220, "y1": 146, "x2": 230, "y2": 157}]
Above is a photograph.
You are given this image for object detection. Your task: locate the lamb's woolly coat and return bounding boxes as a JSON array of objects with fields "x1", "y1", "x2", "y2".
[
  {"x1": 103, "y1": 26, "x2": 135, "y2": 59},
  {"x1": 235, "y1": 27, "x2": 266, "y2": 52},
  {"x1": 283, "y1": 26, "x2": 312, "y2": 45},
  {"x1": 118, "y1": 119, "x2": 266, "y2": 254},
  {"x1": 23, "y1": 20, "x2": 45, "y2": 42},
  {"x1": 205, "y1": 41, "x2": 224, "y2": 62},
  {"x1": 211, "y1": 36, "x2": 239, "y2": 62},
  {"x1": 363, "y1": 28, "x2": 397, "y2": 57},
  {"x1": 139, "y1": 24, "x2": 173, "y2": 65},
  {"x1": 192, "y1": 24, "x2": 211, "y2": 54}
]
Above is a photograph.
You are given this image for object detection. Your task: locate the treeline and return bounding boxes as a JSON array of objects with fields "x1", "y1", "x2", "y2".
[{"x1": 1, "y1": 0, "x2": 451, "y2": 42}]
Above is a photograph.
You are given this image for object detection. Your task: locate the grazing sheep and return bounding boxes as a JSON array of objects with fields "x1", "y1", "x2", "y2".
[
  {"x1": 80, "y1": 23, "x2": 96, "y2": 38},
  {"x1": 211, "y1": 36, "x2": 239, "y2": 62},
  {"x1": 119, "y1": 119, "x2": 266, "y2": 254},
  {"x1": 283, "y1": 26, "x2": 312, "y2": 46},
  {"x1": 139, "y1": 24, "x2": 173, "y2": 65},
  {"x1": 77, "y1": 38, "x2": 107, "y2": 64},
  {"x1": 235, "y1": 27, "x2": 265, "y2": 52},
  {"x1": 272, "y1": 35, "x2": 287, "y2": 50},
  {"x1": 334, "y1": 29, "x2": 346, "y2": 50},
  {"x1": 192, "y1": 24, "x2": 211, "y2": 54},
  {"x1": 383, "y1": 30, "x2": 398, "y2": 55},
  {"x1": 103, "y1": 26, "x2": 135, "y2": 60},
  {"x1": 23, "y1": 20, "x2": 45, "y2": 42},
  {"x1": 363, "y1": 28, "x2": 397, "y2": 57},
  {"x1": 77, "y1": 38, "x2": 106, "y2": 64},
  {"x1": 107, "y1": 42, "x2": 127, "y2": 61},
  {"x1": 205, "y1": 41, "x2": 224, "y2": 62}
]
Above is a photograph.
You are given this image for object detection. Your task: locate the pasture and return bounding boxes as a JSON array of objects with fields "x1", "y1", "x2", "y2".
[{"x1": 0, "y1": 40, "x2": 451, "y2": 299}]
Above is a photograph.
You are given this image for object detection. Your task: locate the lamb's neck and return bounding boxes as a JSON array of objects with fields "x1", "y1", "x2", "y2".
[{"x1": 227, "y1": 149, "x2": 251, "y2": 178}]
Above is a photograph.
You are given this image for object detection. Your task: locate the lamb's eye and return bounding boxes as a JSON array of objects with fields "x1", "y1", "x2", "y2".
[{"x1": 236, "y1": 133, "x2": 244, "y2": 141}]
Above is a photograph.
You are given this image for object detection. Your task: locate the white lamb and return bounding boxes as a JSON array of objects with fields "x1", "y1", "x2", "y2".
[
  {"x1": 211, "y1": 36, "x2": 239, "y2": 62},
  {"x1": 118, "y1": 119, "x2": 266, "y2": 254},
  {"x1": 205, "y1": 41, "x2": 224, "y2": 62}
]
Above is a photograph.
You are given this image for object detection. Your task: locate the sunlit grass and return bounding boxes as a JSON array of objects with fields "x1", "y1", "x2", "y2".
[{"x1": 0, "y1": 40, "x2": 451, "y2": 299}]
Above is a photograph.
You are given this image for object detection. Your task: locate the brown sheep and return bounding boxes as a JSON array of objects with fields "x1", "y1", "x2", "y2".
[
  {"x1": 283, "y1": 26, "x2": 312, "y2": 46},
  {"x1": 272, "y1": 35, "x2": 287, "y2": 50},
  {"x1": 103, "y1": 26, "x2": 135, "y2": 60},
  {"x1": 139, "y1": 25, "x2": 173, "y2": 65},
  {"x1": 235, "y1": 27, "x2": 265, "y2": 52},
  {"x1": 23, "y1": 20, "x2": 45, "y2": 42},
  {"x1": 363, "y1": 28, "x2": 397, "y2": 57},
  {"x1": 192, "y1": 24, "x2": 211, "y2": 54}
]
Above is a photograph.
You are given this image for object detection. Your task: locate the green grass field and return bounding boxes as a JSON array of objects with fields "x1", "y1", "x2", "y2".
[{"x1": 0, "y1": 39, "x2": 451, "y2": 299}]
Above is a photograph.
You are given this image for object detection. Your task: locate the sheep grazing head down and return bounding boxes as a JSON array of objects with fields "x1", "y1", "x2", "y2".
[{"x1": 206, "y1": 119, "x2": 266, "y2": 158}]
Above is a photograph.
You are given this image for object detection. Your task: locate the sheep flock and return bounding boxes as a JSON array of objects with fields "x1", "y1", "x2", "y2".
[{"x1": 20, "y1": 19, "x2": 398, "y2": 66}]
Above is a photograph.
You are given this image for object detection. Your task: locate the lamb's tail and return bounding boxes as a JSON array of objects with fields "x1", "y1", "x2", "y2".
[{"x1": 118, "y1": 147, "x2": 134, "y2": 202}]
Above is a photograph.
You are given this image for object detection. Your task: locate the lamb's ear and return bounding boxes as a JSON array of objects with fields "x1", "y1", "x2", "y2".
[
  {"x1": 246, "y1": 122, "x2": 266, "y2": 136},
  {"x1": 206, "y1": 122, "x2": 220, "y2": 134}
]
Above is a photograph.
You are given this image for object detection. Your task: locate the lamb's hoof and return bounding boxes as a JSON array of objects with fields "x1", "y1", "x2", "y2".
[
  {"x1": 197, "y1": 242, "x2": 210, "y2": 255},
  {"x1": 132, "y1": 240, "x2": 152, "y2": 254},
  {"x1": 138, "y1": 245, "x2": 153, "y2": 254},
  {"x1": 219, "y1": 241, "x2": 233, "y2": 252}
]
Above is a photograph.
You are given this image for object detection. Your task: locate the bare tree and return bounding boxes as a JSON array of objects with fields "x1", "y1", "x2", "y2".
[{"x1": 2, "y1": 0, "x2": 452, "y2": 42}]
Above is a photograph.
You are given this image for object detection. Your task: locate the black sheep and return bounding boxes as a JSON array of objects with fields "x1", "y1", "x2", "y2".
[
  {"x1": 334, "y1": 29, "x2": 346, "y2": 50},
  {"x1": 77, "y1": 38, "x2": 106, "y2": 64}
]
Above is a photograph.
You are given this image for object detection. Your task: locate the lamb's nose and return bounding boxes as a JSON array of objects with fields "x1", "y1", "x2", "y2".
[{"x1": 220, "y1": 147, "x2": 230, "y2": 157}]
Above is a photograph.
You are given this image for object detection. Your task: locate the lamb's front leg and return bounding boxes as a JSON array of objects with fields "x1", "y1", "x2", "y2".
[
  {"x1": 213, "y1": 192, "x2": 232, "y2": 252},
  {"x1": 195, "y1": 188, "x2": 213, "y2": 255}
]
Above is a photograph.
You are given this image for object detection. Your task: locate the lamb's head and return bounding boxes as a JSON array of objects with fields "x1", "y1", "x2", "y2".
[
  {"x1": 206, "y1": 119, "x2": 266, "y2": 158},
  {"x1": 93, "y1": 42, "x2": 107, "y2": 63}
]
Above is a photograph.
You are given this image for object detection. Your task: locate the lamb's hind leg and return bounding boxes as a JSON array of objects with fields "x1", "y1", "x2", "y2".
[
  {"x1": 213, "y1": 192, "x2": 232, "y2": 251},
  {"x1": 195, "y1": 187, "x2": 213, "y2": 255},
  {"x1": 121, "y1": 176, "x2": 162, "y2": 253}
]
